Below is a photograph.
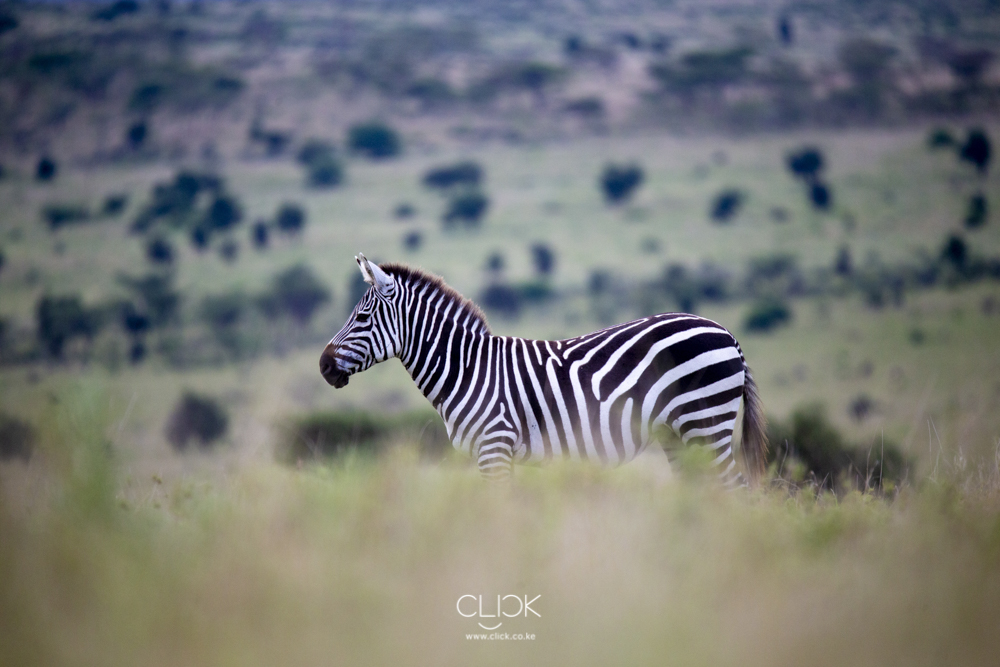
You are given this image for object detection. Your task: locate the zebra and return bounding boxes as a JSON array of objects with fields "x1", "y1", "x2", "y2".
[{"x1": 320, "y1": 253, "x2": 768, "y2": 484}]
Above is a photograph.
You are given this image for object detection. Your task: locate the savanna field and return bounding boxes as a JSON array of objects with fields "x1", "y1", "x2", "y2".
[{"x1": 3, "y1": 1, "x2": 1000, "y2": 665}]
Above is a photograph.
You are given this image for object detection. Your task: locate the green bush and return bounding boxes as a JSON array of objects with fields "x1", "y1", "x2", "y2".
[
  {"x1": 600, "y1": 163, "x2": 644, "y2": 204},
  {"x1": 347, "y1": 122, "x2": 401, "y2": 159},
  {"x1": 0, "y1": 413, "x2": 35, "y2": 462},
  {"x1": 43, "y1": 203, "x2": 90, "y2": 230},
  {"x1": 767, "y1": 404, "x2": 908, "y2": 491},
  {"x1": 744, "y1": 296, "x2": 792, "y2": 333},
  {"x1": 165, "y1": 392, "x2": 228, "y2": 451},
  {"x1": 257, "y1": 265, "x2": 331, "y2": 325},
  {"x1": 443, "y1": 191, "x2": 489, "y2": 228},
  {"x1": 36, "y1": 294, "x2": 103, "y2": 358},
  {"x1": 277, "y1": 410, "x2": 449, "y2": 462}
]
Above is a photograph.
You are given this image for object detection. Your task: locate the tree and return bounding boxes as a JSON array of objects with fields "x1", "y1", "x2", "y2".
[
  {"x1": 709, "y1": 189, "x2": 745, "y2": 222},
  {"x1": 422, "y1": 161, "x2": 483, "y2": 190},
  {"x1": 959, "y1": 129, "x2": 991, "y2": 174},
  {"x1": 165, "y1": 392, "x2": 228, "y2": 451},
  {"x1": 348, "y1": 122, "x2": 401, "y2": 159},
  {"x1": 257, "y1": 265, "x2": 332, "y2": 325},
  {"x1": 36, "y1": 295, "x2": 101, "y2": 358},
  {"x1": 275, "y1": 203, "x2": 306, "y2": 236},
  {"x1": 443, "y1": 192, "x2": 489, "y2": 228},
  {"x1": 600, "y1": 163, "x2": 644, "y2": 204},
  {"x1": 36, "y1": 157, "x2": 57, "y2": 181}
]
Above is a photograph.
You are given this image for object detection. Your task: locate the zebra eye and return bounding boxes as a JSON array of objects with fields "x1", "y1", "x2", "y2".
[{"x1": 355, "y1": 311, "x2": 370, "y2": 322}]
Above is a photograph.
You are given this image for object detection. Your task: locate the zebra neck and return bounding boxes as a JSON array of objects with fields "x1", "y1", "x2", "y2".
[{"x1": 401, "y1": 321, "x2": 491, "y2": 411}]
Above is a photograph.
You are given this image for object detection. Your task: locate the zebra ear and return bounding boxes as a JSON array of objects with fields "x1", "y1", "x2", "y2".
[{"x1": 356, "y1": 253, "x2": 394, "y2": 294}]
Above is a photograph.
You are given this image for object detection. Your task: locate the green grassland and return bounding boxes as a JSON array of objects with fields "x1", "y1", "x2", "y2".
[
  {"x1": 2, "y1": 415, "x2": 1000, "y2": 667},
  {"x1": 2, "y1": 126, "x2": 999, "y2": 466},
  {"x1": 4, "y1": 122, "x2": 1000, "y2": 666}
]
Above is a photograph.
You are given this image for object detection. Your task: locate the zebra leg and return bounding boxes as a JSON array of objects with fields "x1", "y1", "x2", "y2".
[
  {"x1": 687, "y1": 422, "x2": 743, "y2": 487},
  {"x1": 658, "y1": 419, "x2": 744, "y2": 487},
  {"x1": 474, "y1": 409, "x2": 517, "y2": 482},
  {"x1": 476, "y1": 435, "x2": 514, "y2": 481}
]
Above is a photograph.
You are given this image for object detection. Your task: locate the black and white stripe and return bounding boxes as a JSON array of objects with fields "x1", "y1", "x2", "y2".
[{"x1": 320, "y1": 254, "x2": 768, "y2": 483}]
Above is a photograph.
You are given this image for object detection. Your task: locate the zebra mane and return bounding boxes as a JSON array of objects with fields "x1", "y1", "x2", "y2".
[{"x1": 380, "y1": 263, "x2": 492, "y2": 335}]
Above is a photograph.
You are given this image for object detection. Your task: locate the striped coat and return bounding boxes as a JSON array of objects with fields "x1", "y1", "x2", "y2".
[{"x1": 321, "y1": 254, "x2": 767, "y2": 483}]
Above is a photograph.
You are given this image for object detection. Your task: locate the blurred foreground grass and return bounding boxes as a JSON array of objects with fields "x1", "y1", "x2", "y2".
[{"x1": 3, "y1": 398, "x2": 1000, "y2": 667}]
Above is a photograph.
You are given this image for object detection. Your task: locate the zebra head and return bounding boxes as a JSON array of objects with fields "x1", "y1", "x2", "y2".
[{"x1": 320, "y1": 253, "x2": 401, "y2": 388}]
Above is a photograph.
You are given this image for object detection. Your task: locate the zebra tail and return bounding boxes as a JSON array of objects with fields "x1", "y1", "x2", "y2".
[{"x1": 741, "y1": 368, "x2": 769, "y2": 485}]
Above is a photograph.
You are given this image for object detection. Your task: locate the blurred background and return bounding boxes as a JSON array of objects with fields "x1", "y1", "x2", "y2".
[{"x1": 0, "y1": 0, "x2": 998, "y2": 486}]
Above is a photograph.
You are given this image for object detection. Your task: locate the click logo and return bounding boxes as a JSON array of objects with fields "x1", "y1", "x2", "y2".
[{"x1": 456, "y1": 594, "x2": 541, "y2": 630}]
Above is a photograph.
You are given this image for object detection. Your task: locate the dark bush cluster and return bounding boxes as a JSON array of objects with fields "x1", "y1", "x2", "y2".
[
  {"x1": 443, "y1": 191, "x2": 489, "y2": 229},
  {"x1": 165, "y1": 392, "x2": 228, "y2": 451},
  {"x1": 709, "y1": 188, "x2": 745, "y2": 222},
  {"x1": 278, "y1": 410, "x2": 449, "y2": 462},
  {"x1": 43, "y1": 203, "x2": 90, "y2": 230},
  {"x1": 347, "y1": 122, "x2": 402, "y2": 159},
  {"x1": 0, "y1": 414, "x2": 35, "y2": 462},
  {"x1": 36, "y1": 294, "x2": 103, "y2": 358},
  {"x1": 296, "y1": 138, "x2": 343, "y2": 188},
  {"x1": 130, "y1": 170, "x2": 247, "y2": 258},
  {"x1": 959, "y1": 128, "x2": 991, "y2": 174},
  {"x1": 785, "y1": 146, "x2": 833, "y2": 211},
  {"x1": 766, "y1": 404, "x2": 908, "y2": 492},
  {"x1": 744, "y1": 296, "x2": 792, "y2": 333},
  {"x1": 600, "y1": 162, "x2": 644, "y2": 204},
  {"x1": 422, "y1": 161, "x2": 483, "y2": 190},
  {"x1": 257, "y1": 265, "x2": 332, "y2": 325}
]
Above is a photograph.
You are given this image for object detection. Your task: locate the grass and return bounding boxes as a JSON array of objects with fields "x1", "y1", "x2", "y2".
[{"x1": 2, "y1": 398, "x2": 1000, "y2": 667}]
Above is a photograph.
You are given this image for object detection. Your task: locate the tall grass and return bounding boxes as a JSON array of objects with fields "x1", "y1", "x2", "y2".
[{"x1": 2, "y1": 401, "x2": 1000, "y2": 667}]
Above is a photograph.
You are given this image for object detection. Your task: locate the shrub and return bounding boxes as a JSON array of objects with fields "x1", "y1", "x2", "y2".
[
  {"x1": 403, "y1": 231, "x2": 422, "y2": 251},
  {"x1": 251, "y1": 221, "x2": 269, "y2": 249},
  {"x1": 347, "y1": 122, "x2": 401, "y2": 159},
  {"x1": 277, "y1": 410, "x2": 449, "y2": 462},
  {"x1": 257, "y1": 265, "x2": 331, "y2": 325},
  {"x1": 709, "y1": 188, "x2": 745, "y2": 222},
  {"x1": 200, "y1": 292, "x2": 247, "y2": 332},
  {"x1": 275, "y1": 203, "x2": 306, "y2": 236},
  {"x1": 0, "y1": 414, "x2": 34, "y2": 462},
  {"x1": 165, "y1": 392, "x2": 228, "y2": 451},
  {"x1": 744, "y1": 296, "x2": 792, "y2": 333},
  {"x1": 809, "y1": 181, "x2": 833, "y2": 210},
  {"x1": 43, "y1": 203, "x2": 90, "y2": 230},
  {"x1": 36, "y1": 157, "x2": 57, "y2": 181},
  {"x1": 485, "y1": 252, "x2": 505, "y2": 272},
  {"x1": 767, "y1": 403, "x2": 908, "y2": 491},
  {"x1": 927, "y1": 127, "x2": 955, "y2": 149},
  {"x1": 394, "y1": 203, "x2": 416, "y2": 219},
  {"x1": 91, "y1": 1, "x2": 139, "y2": 22},
  {"x1": 443, "y1": 192, "x2": 489, "y2": 228},
  {"x1": 36, "y1": 294, "x2": 102, "y2": 358},
  {"x1": 146, "y1": 236, "x2": 174, "y2": 265},
  {"x1": 965, "y1": 193, "x2": 988, "y2": 229},
  {"x1": 600, "y1": 163, "x2": 644, "y2": 204},
  {"x1": 422, "y1": 161, "x2": 483, "y2": 190},
  {"x1": 120, "y1": 303, "x2": 150, "y2": 336},
  {"x1": 306, "y1": 157, "x2": 343, "y2": 188},
  {"x1": 205, "y1": 195, "x2": 242, "y2": 232},
  {"x1": 479, "y1": 283, "x2": 522, "y2": 319},
  {"x1": 940, "y1": 234, "x2": 967, "y2": 270},
  {"x1": 834, "y1": 245, "x2": 853, "y2": 276},
  {"x1": 117, "y1": 272, "x2": 181, "y2": 326},
  {"x1": 531, "y1": 243, "x2": 555, "y2": 276},
  {"x1": 959, "y1": 129, "x2": 991, "y2": 174},
  {"x1": 786, "y1": 147, "x2": 824, "y2": 181},
  {"x1": 101, "y1": 194, "x2": 128, "y2": 217},
  {"x1": 296, "y1": 139, "x2": 336, "y2": 167},
  {"x1": 126, "y1": 121, "x2": 147, "y2": 150}
]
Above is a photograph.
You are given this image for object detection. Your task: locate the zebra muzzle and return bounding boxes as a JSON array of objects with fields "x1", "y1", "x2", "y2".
[{"x1": 319, "y1": 346, "x2": 350, "y2": 388}]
